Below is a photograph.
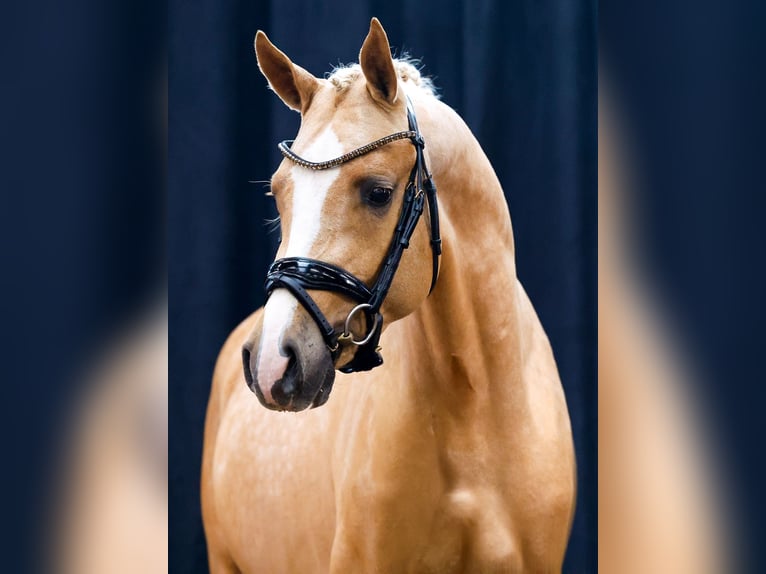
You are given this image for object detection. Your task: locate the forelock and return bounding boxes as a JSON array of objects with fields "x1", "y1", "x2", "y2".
[{"x1": 326, "y1": 57, "x2": 439, "y2": 99}]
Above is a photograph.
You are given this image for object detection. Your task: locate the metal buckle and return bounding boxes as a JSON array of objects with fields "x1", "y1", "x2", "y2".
[
  {"x1": 407, "y1": 179, "x2": 424, "y2": 199},
  {"x1": 338, "y1": 303, "x2": 382, "y2": 346}
]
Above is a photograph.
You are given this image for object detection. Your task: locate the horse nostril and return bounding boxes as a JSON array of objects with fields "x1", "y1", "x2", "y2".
[
  {"x1": 242, "y1": 344, "x2": 267, "y2": 406},
  {"x1": 242, "y1": 346, "x2": 254, "y2": 386},
  {"x1": 271, "y1": 348, "x2": 301, "y2": 407}
]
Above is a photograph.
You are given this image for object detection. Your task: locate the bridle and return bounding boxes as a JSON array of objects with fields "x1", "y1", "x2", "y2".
[{"x1": 264, "y1": 96, "x2": 441, "y2": 373}]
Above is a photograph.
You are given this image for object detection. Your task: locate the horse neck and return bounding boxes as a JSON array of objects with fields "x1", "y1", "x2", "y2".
[{"x1": 392, "y1": 97, "x2": 530, "y2": 413}]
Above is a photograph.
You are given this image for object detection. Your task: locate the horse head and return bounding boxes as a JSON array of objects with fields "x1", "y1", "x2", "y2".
[{"x1": 242, "y1": 19, "x2": 438, "y2": 411}]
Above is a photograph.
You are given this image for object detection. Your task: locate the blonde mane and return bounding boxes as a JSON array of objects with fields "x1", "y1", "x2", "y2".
[{"x1": 327, "y1": 58, "x2": 439, "y2": 98}]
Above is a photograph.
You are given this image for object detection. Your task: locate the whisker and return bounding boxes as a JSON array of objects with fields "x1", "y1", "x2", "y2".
[
  {"x1": 248, "y1": 179, "x2": 274, "y2": 197},
  {"x1": 264, "y1": 216, "x2": 281, "y2": 234}
]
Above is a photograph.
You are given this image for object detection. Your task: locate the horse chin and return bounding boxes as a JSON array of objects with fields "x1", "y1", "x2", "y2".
[
  {"x1": 286, "y1": 340, "x2": 336, "y2": 411},
  {"x1": 309, "y1": 363, "x2": 336, "y2": 408},
  {"x1": 275, "y1": 352, "x2": 335, "y2": 412}
]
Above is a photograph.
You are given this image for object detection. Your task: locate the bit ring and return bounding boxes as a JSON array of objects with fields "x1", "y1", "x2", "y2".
[{"x1": 339, "y1": 304, "x2": 382, "y2": 346}]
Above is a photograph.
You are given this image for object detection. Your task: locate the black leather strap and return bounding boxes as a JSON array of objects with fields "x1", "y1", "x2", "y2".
[
  {"x1": 263, "y1": 96, "x2": 441, "y2": 373},
  {"x1": 338, "y1": 314, "x2": 383, "y2": 373},
  {"x1": 404, "y1": 100, "x2": 441, "y2": 292},
  {"x1": 266, "y1": 258, "x2": 372, "y2": 303},
  {"x1": 424, "y1": 176, "x2": 442, "y2": 290},
  {"x1": 265, "y1": 273, "x2": 339, "y2": 356},
  {"x1": 367, "y1": 173, "x2": 424, "y2": 311}
]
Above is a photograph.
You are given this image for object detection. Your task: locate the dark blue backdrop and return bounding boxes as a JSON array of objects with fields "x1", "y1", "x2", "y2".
[{"x1": 169, "y1": 1, "x2": 596, "y2": 571}]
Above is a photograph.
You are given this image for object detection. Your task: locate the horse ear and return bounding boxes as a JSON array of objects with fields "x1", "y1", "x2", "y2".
[
  {"x1": 254, "y1": 30, "x2": 319, "y2": 113},
  {"x1": 359, "y1": 18, "x2": 399, "y2": 105}
]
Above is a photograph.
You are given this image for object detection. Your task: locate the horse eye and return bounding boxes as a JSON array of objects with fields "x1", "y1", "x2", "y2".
[{"x1": 367, "y1": 186, "x2": 393, "y2": 207}]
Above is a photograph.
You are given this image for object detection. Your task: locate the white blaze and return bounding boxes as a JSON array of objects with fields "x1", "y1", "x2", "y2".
[{"x1": 256, "y1": 127, "x2": 343, "y2": 397}]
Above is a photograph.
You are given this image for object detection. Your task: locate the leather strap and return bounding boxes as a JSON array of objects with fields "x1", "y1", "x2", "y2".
[
  {"x1": 278, "y1": 131, "x2": 417, "y2": 170},
  {"x1": 403, "y1": 100, "x2": 441, "y2": 293},
  {"x1": 266, "y1": 258, "x2": 372, "y2": 303},
  {"x1": 266, "y1": 274, "x2": 339, "y2": 356}
]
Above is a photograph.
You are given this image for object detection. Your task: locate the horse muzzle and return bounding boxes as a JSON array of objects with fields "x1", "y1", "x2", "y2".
[{"x1": 242, "y1": 312, "x2": 336, "y2": 411}]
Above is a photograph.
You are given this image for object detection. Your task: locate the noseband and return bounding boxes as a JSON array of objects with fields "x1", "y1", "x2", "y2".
[{"x1": 264, "y1": 97, "x2": 441, "y2": 373}]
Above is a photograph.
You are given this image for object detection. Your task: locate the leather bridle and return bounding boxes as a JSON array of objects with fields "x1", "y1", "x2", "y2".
[{"x1": 264, "y1": 96, "x2": 441, "y2": 373}]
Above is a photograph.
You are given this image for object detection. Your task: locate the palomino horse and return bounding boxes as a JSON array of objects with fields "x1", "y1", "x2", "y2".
[{"x1": 202, "y1": 19, "x2": 575, "y2": 573}]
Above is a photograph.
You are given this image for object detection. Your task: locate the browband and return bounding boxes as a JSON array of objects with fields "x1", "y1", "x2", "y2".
[
  {"x1": 278, "y1": 131, "x2": 418, "y2": 170},
  {"x1": 266, "y1": 96, "x2": 441, "y2": 373}
]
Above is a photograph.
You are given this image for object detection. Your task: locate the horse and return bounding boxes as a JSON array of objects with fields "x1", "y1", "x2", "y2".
[{"x1": 201, "y1": 18, "x2": 575, "y2": 573}]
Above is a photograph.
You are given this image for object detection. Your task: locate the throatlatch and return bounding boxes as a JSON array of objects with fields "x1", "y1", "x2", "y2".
[{"x1": 264, "y1": 96, "x2": 441, "y2": 373}]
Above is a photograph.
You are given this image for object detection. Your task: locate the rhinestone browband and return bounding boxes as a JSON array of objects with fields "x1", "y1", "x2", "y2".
[{"x1": 277, "y1": 130, "x2": 418, "y2": 171}]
